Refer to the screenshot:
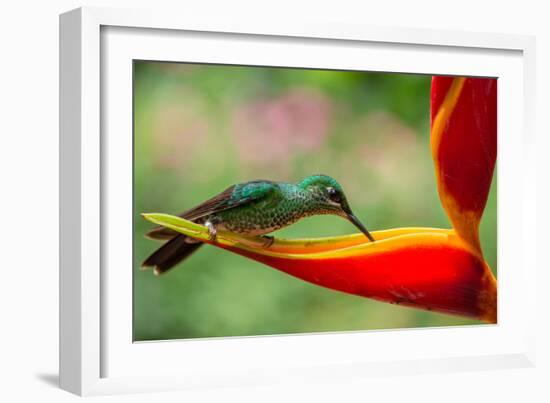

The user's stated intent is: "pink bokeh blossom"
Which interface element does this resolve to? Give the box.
[231,88,332,168]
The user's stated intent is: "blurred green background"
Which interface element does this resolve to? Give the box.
[133,61,497,341]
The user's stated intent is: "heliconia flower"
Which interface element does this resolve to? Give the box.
[143,76,498,323]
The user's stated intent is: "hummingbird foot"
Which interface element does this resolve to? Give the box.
[205,220,218,242]
[261,235,275,248]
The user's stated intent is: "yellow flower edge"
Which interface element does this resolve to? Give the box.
[142,213,477,260]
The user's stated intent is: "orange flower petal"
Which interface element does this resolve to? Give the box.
[227,234,496,322]
[431,76,497,253]
[142,214,497,322]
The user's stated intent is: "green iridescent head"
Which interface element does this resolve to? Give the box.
[298,174,375,242]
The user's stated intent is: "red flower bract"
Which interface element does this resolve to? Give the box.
[431,76,497,253]
[223,232,494,320]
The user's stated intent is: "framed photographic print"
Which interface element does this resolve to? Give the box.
[60,7,536,396]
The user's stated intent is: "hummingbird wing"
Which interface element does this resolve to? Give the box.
[142,180,280,274]
[145,180,279,240]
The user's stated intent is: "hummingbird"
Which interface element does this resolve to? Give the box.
[142,174,375,275]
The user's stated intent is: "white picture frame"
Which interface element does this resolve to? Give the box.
[59,6,537,396]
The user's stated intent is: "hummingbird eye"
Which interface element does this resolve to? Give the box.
[326,187,342,203]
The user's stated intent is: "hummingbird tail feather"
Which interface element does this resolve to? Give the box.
[141,235,203,275]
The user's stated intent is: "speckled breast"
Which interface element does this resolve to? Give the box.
[214,194,322,236]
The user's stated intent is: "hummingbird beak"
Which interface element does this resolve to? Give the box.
[345,211,375,242]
